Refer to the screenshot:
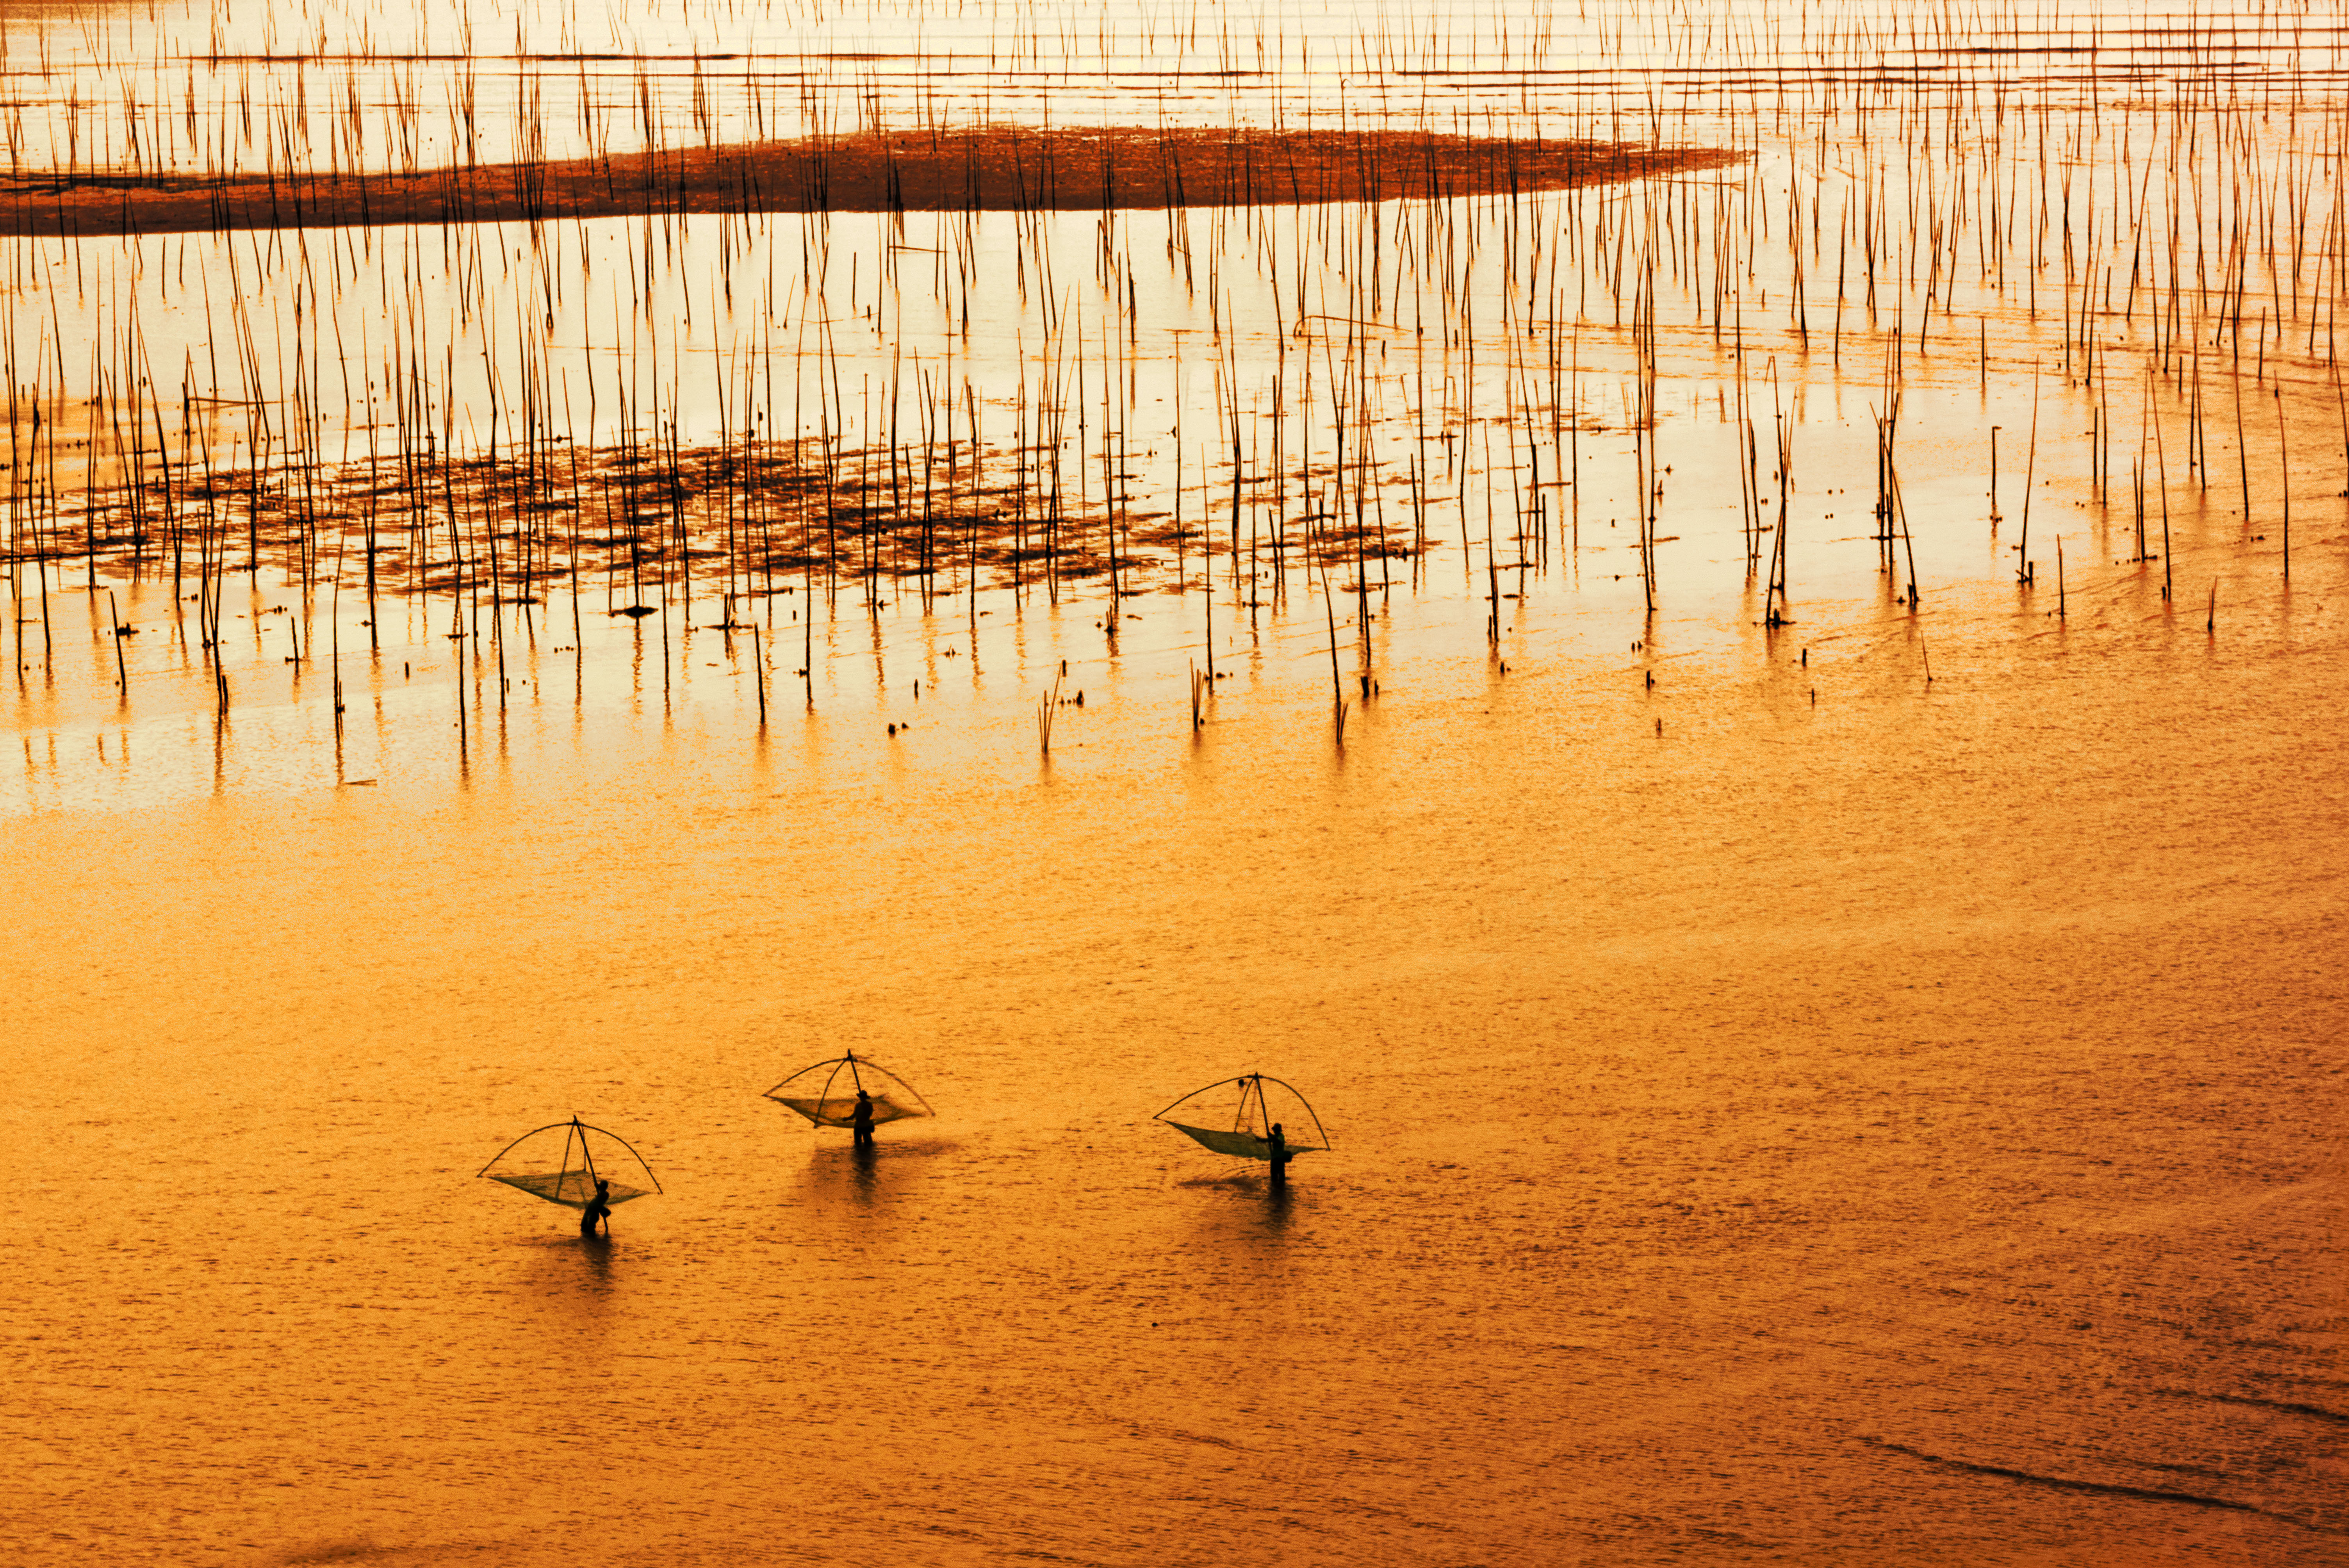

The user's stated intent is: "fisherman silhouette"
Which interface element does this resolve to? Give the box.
[1266,1122,1290,1187]
[580,1178,613,1237]
[851,1089,877,1147]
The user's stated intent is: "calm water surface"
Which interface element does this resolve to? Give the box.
[9,571,2344,1564]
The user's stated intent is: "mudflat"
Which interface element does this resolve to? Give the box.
[0,125,1737,235]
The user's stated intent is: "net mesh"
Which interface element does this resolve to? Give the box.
[766,1092,927,1129]
[1155,1075,1328,1161]
[487,1171,654,1210]
[763,1055,934,1129]
[1162,1122,1319,1162]
[478,1119,661,1211]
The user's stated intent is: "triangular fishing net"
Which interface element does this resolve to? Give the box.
[1154,1074,1330,1162]
[478,1118,662,1210]
[762,1052,934,1130]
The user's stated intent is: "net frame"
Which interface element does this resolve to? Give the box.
[1153,1073,1330,1162]
[477,1117,663,1210]
[761,1051,935,1130]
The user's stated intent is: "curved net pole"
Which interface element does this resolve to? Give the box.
[814,1059,850,1123]
[476,1118,661,1191]
[1253,1075,1332,1149]
[581,1121,663,1193]
[1150,1076,1239,1123]
[476,1118,588,1177]
[765,1057,846,1098]
[868,1061,934,1117]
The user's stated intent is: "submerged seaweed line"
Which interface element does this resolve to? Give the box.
[1857,1436,2342,1534]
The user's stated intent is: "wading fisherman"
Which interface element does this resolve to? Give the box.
[580,1178,613,1238]
[1266,1123,1290,1187]
[851,1089,877,1148]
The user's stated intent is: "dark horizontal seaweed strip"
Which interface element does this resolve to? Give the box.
[2153,1390,2349,1426]
[0,126,1738,238]
[1857,1438,2341,1532]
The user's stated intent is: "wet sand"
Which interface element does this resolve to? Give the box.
[0,126,1736,237]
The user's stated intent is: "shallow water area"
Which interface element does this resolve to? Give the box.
[10,561,2346,1565]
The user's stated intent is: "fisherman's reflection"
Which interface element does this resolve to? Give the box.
[1262,1175,1294,1236]
[850,1138,879,1203]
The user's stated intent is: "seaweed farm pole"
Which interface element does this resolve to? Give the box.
[106,590,126,691]
[963,381,981,644]
[448,440,468,763]
[803,412,816,713]
[563,385,586,658]
[209,468,228,714]
[1204,425,1216,685]
[1890,442,1922,606]
[485,405,509,709]
[2018,366,2039,584]
[2277,386,2291,581]
[1173,357,1186,604]
[1989,424,2002,524]
[2234,343,2252,525]
[1338,346,1374,697]
[1483,426,1504,641]
[753,614,767,728]
[1765,414,1792,626]
[29,396,51,672]
[2336,358,2349,536]
[328,522,347,743]
[1635,268,1658,615]
[362,362,382,652]
[1317,552,1347,743]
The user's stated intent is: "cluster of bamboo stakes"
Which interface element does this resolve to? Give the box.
[3,0,2346,762]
